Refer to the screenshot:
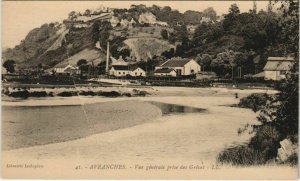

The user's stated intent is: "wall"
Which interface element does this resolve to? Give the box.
[184,60,201,75]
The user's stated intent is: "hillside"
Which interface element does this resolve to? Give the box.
[124,38,175,61]
[54,48,105,68]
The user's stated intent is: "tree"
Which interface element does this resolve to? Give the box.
[77,59,87,67]
[161,29,168,40]
[203,7,217,21]
[68,11,77,20]
[83,9,91,16]
[229,3,240,15]
[3,60,16,73]
[196,54,212,71]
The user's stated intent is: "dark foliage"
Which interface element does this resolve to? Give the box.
[238,93,272,112]
[57,91,78,97]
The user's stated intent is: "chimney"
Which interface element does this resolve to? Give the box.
[106,41,109,73]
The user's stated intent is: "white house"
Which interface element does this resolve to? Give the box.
[155,57,201,76]
[110,16,120,27]
[263,57,295,81]
[154,68,177,77]
[131,67,146,77]
[109,65,146,77]
[53,64,79,75]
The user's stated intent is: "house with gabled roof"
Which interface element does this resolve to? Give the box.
[154,68,177,77]
[263,56,295,81]
[109,65,146,77]
[155,57,201,76]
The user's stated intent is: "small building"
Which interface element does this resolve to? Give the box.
[109,65,146,77]
[110,16,120,27]
[131,67,146,77]
[155,57,201,76]
[154,68,177,77]
[53,64,78,75]
[263,57,295,81]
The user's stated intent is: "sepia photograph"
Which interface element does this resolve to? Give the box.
[1,0,299,179]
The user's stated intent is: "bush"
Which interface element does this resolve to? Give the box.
[97,91,121,97]
[57,91,78,97]
[8,90,30,99]
[79,91,95,96]
[48,92,54,97]
[29,91,48,97]
[122,92,132,97]
[217,145,267,165]
[238,93,271,112]
[218,124,281,165]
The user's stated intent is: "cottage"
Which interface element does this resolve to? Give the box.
[53,64,78,75]
[109,65,146,77]
[263,57,295,81]
[131,67,146,77]
[154,68,177,77]
[155,57,201,76]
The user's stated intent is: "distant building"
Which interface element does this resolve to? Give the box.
[155,57,201,76]
[111,56,129,66]
[200,17,212,24]
[187,25,197,34]
[110,16,120,27]
[109,65,146,77]
[53,64,79,75]
[263,57,295,81]
[154,68,177,77]
[131,67,146,77]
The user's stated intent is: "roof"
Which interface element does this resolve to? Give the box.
[263,61,294,71]
[131,67,145,72]
[160,58,193,67]
[267,57,295,61]
[252,71,265,78]
[154,68,175,73]
[111,65,130,71]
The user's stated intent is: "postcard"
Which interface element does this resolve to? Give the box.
[1,0,298,179]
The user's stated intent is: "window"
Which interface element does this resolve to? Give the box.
[135,72,137,75]
[119,72,120,74]
[140,73,142,76]
[123,72,125,74]
[191,69,194,74]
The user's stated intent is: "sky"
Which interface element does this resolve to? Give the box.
[2,1,270,48]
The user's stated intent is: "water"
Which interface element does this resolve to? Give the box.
[148,101,206,115]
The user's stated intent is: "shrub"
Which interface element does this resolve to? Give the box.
[79,91,95,96]
[97,91,121,97]
[57,91,78,97]
[218,124,281,165]
[29,91,48,97]
[217,145,267,165]
[238,93,271,112]
[8,90,30,99]
[48,92,54,97]
[122,92,132,97]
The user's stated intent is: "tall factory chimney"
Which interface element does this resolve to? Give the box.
[106,41,110,73]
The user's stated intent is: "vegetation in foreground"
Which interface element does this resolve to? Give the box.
[218,0,298,166]
[2,88,148,99]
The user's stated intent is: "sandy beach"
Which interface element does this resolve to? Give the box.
[2,86,296,179]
